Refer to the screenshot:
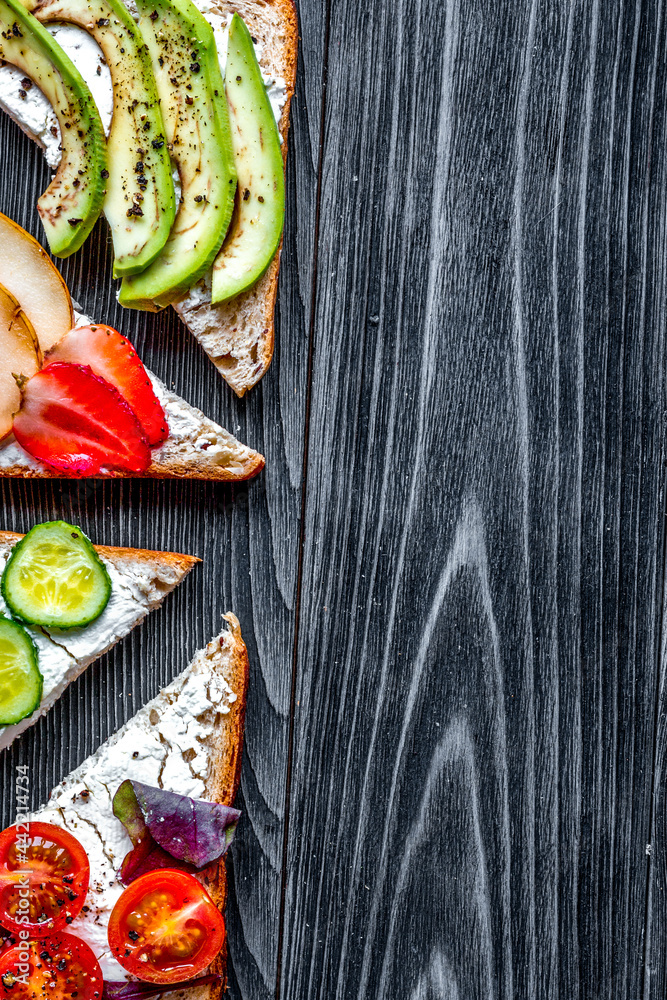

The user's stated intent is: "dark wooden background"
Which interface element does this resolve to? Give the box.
[3,0,667,995]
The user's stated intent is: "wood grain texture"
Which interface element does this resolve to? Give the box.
[281,1,667,999]
[3,0,667,998]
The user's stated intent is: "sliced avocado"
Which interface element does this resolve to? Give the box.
[118,0,236,310]
[210,13,284,304]
[25,0,176,276]
[0,0,106,256]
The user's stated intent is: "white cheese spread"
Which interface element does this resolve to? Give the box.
[32,638,237,978]
[0,23,112,168]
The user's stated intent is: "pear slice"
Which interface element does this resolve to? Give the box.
[0,213,74,353]
[0,283,42,442]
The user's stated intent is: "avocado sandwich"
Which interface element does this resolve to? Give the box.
[0,0,297,396]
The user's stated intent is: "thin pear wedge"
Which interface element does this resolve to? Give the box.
[0,283,41,441]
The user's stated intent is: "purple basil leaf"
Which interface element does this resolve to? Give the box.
[119,837,196,884]
[113,780,241,872]
[103,975,220,1000]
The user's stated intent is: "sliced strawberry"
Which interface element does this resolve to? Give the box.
[46,325,168,447]
[13,362,152,476]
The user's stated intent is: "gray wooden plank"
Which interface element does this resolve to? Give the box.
[0,0,325,989]
[281,0,667,998]
[642,2,667,964]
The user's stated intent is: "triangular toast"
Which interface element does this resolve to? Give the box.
[0,530,199,750]
[0,371,264,481]
[32,618,248,990]
[0,0,297,398]
[174,0,298,397]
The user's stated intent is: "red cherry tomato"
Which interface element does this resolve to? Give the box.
[0,823,90,936]
[107,870,225,984]
[0,932,102,1000]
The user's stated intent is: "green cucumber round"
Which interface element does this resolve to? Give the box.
[1,521,112,630]
[0,616,43,725]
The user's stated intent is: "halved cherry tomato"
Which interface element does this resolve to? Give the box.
[0,823,89,936]
[107,869,225,984]
[0,932,102,1000]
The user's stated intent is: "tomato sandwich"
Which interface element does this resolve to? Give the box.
[0,617,248,998]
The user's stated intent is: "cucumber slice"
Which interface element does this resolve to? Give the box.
[0,616,43,725]
[1,521,112,630]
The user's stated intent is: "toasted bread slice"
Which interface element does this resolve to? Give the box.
[32,617,248,992]
[0,530,199,751]
[0,0,297,397]
[0,370,264,481]
[174,0,298,396]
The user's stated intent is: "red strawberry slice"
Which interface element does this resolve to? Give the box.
[46,325,168,447]
[13,362,152,476]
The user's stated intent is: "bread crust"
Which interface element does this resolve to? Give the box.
[199,613,249,996]
[0,530,201,575]
[0,451,265,482]
[174,0,298,397]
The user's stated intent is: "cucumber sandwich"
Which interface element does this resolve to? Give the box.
[0,521,198,747]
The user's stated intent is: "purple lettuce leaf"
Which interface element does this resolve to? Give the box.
[112,780,240,884]
[103,975,220,999]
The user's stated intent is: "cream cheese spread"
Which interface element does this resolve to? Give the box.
[32,640,237,978]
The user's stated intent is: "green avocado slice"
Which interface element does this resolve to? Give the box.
[0,0,107,256]
[210,12,284,304]
[118,0,236,310]
[25,0,176,276]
